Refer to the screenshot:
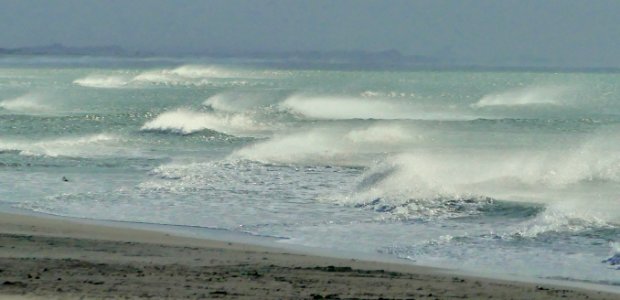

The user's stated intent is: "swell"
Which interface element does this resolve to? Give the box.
[0,93,51,114]
[471,85,572,108]
[140,108,276,137]
[279,94,478,120]
[0,133,121,158]
[73,64,282,89]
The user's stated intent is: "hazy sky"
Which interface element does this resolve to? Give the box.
[2,0,620,66]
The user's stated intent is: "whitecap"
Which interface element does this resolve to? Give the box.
[140,108,273,136]
[231,123,419,166]
[471,85,571,108]
[73,75,131,88]
[279,94,474,120]
[0,93,50,114]
[0,133,120,158]
[203,91,278,113]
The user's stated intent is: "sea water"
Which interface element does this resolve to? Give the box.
[1,57,619,286]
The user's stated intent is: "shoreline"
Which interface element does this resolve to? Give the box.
[1,210,618,299]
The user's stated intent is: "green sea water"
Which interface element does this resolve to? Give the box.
[1,57,619,287]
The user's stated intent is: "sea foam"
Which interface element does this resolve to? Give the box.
[472,85,571,108]
[231,124,418,165]
[73,75,130,88]
[0,134,119,158]
[141,108,272,136]
[75,65,259,89]
[280,95,408,120]
[333,138,620,224]
[204,91,278,113]
[0,93,50,113]
[280,95,475,120]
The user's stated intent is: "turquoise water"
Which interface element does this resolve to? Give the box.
[1,57,619,286]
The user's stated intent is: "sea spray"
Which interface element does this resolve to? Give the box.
[0,93,50,114]
[0,133,120,157]
[75,65,265,88]
[204,90,281,113]
[3,64,620,287]
[471,85,573,108]
[73,75,130,88]
[280,94,478,120]
[280,95,410,120]
[231,123,419,165]
[141,108,273,136]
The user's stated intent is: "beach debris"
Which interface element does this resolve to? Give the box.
[602,253,620,266]
[2,281,27,288]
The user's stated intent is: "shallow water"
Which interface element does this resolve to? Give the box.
[1,58,619,286]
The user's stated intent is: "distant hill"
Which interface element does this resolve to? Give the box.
[0,44,443,69]
[0,43,139,56]
[1,43,617,73]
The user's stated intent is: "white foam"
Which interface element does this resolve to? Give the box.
[330,138,620,223]
[129,64,262,87]
[472,85,571,108]
[168,65,236,79]
[505,188,620,237]
[345,124,412,144]
[140,108,272,136]
[0,133,119,157]
[73,75,130,88]
[231,124,418,165]
[74,67,235,89]
[360,90,415,98]
[514,204,610,238]
[131,70,184,85]
[280,95,474,120]
[280,95,409,120]
[203,91,277,113]
[73,65,283,89]
[0,93,50,113]
[611,241,620,254]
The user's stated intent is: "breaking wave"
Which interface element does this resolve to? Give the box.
[163,65,238,79]
[73,75,130,88]
[140,108,274,136]
[0,133,120,157]
[0,93,50,114]
[472,85,572,108]
[280,95,410,120]
[231,124,420,165]
[326,139,620,226]
[280,95,474,120]
[74,65,281,89]
[511,204,612,238]
[203,91,279,113]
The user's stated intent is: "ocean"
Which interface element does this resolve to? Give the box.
[1,57,619,287]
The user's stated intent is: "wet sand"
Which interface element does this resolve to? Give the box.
[0,211,618,299]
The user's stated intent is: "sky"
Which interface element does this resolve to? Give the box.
[1,0,620,67]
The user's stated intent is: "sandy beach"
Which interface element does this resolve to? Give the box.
[0,211,617,299]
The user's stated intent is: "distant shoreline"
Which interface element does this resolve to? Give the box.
[1,49,620,74]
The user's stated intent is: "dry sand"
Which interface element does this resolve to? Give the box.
[0,211,618,299]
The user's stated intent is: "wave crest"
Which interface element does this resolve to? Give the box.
[472,85,571,108]
[0,133,119,157]
[231,124,419,165]
[141,108,273,136]
[280,95,407,120]
[73,75,130,88]
[279,95,474,120]
[74,65,264,89]
[0,94,50,114]
[204,91,278,113]
[167,65,237,79]
[327,144,620,224]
